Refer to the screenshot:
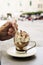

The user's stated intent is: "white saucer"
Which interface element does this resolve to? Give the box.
[7,46,36,58]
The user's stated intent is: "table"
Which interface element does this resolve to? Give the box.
[0,47,43,65]
[0,51,1,65]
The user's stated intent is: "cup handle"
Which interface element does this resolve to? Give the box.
[24,41,36,52]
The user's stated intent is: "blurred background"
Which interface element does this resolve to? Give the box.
[0,0,43,19]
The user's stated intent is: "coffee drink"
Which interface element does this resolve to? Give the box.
[14,30,30,50]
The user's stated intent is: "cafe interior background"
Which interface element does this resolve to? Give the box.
[0,0,43,51]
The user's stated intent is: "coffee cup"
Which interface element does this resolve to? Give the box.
[14,30,30,53]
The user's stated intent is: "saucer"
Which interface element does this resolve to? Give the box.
[7,46,36,58]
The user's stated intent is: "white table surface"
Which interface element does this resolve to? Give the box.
[0,47,43,65]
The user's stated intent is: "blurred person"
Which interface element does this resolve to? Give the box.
[0,20,18,41]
